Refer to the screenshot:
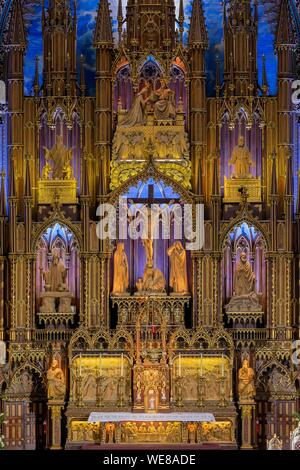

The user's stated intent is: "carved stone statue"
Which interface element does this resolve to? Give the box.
[151,80,176,121]
[167,241,188,293]
[226,252,261,312]
[47,359,66,400]
[43,251,68,292]
[238,359,255,400]
[142,266,166,293]
[112,243,129,294]
[122,82,152,127]
[234,252,255,297]
[42,161,52,180]
[229,135,254,179]
[43,136,74,180]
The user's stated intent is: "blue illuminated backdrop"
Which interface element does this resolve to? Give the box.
[19,0,279,97]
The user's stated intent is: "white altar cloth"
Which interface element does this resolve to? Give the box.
[88,412,215,423]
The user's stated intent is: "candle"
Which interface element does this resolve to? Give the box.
[79,353,82,377]
[99,354,102,376]
[200,353,203,377]
[121,353,124,377]
[221,354,225,377]
[178,353,182,377]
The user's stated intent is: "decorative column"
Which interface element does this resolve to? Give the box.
[239,402,255,450]
[48,403,64,450]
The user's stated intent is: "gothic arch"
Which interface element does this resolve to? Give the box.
[219,215,270,253]
[108,161,193,205]
[169,328,191,350]
[69,329,93,353]
[32,216,82,253]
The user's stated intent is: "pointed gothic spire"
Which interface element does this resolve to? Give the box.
[178,0,185,44]
[189,0,208,48]
[34,56,40,97]
[276,0,298,48]
[223,0,228,29]
[215,55,221,97]
[24,156,32,198]
[8,0,26,48]
[80,55,86,96]
[271,150,278,196]
[0,171,6,217]
[94,0,113,47]
[262,55,268,95]
[117,0,123,43]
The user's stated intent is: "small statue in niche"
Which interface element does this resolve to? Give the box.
[226,251,262,312]
[238,359,255,401]
[47,358,66,401]
[122,82,152,127]
[229,135,254,179]
[151,79,176,121]
[167,241,188,294]
[43,250,68,292]
[112,242,129,294]
[234,252,256,297]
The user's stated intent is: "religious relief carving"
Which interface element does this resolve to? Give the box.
[238,359,255,401]
[42,136,74,181]
[225,252,262,314]
[120,421,181,444]
[112,243,129,295]
[140,266,166,293]
[200,421,233,443]
[167,242,188,294]
[47,358,66,401]
[229,136,254,179]
[38,136,77,204]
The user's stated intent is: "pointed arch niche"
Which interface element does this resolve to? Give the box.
[222,221,267,312]
[114,55,187,114]
[111,177,191,295]
[35,222,80,313]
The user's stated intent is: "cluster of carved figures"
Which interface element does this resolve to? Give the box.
[69,420,233,445]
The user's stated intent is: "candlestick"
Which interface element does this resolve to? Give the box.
[121,353,124,377]
[200,353,203,377]
[178,353,182,377]
[79,353,82,377]
[99,353,102,376]
[221,353,225,377]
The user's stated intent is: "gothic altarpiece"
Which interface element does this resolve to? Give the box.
[0,0,299,450]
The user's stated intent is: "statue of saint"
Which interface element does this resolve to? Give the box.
[112,243,129,294]
[142,266,166,293]
[234,252,256,297]
[42,160,52,180]
[43,136,74,180]
[238,359,255,400]
[122,82,152,127]
[151,80,176,121]
[167,241,188,293]
[229,135,254,179]
[43,251,68,292]
[47,359,66,400]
